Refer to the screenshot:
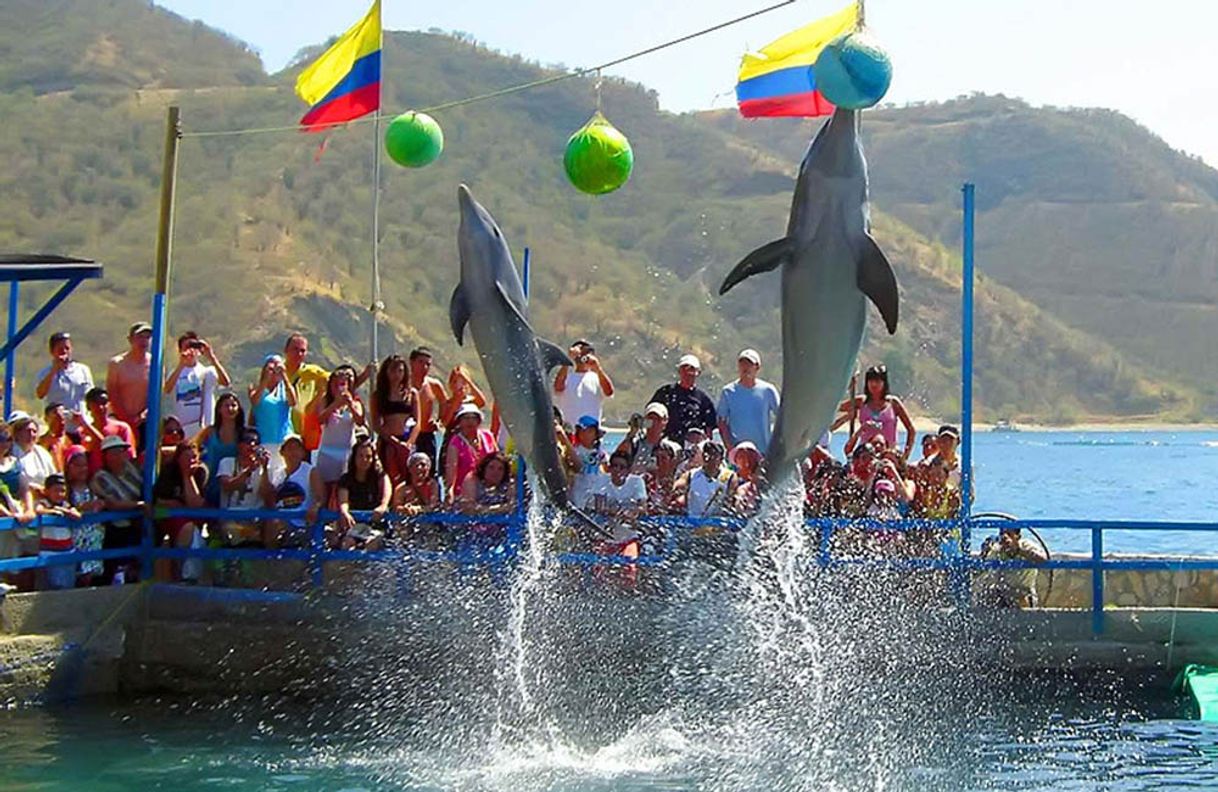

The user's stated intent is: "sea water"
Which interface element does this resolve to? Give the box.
[2,430,1216,790]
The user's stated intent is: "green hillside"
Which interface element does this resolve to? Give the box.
[0,0,1194,423]
[702,95,1218,413]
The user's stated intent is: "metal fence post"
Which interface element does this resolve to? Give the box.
[4,282,17,419]
[1091,527,1105,635]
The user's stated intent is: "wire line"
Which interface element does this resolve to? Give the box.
[180,0,795,139]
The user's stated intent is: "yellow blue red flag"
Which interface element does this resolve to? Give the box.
[295,1,382,131]
[736,2,858,118]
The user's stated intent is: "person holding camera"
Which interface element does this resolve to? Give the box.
[34,331,93,432]
[615,402,668,474]
[216,427,274,547]
[163,331,231,439]
[553,339,614,426]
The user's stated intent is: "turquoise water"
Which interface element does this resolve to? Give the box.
[2,430,1216,790]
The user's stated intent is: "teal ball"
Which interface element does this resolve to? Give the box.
[815,31,892,110]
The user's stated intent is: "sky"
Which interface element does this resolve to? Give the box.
[158,0,1218,165]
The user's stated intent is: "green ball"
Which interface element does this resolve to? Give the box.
[384,111,444,168]
[564,112,633,195]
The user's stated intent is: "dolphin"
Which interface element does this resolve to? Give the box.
[719,108,898,484]
[450,184,602,532]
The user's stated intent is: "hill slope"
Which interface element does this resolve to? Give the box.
[702,95,1218,412]
[0,1,1191,423]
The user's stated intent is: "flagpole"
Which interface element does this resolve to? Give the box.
[369,4,384,386]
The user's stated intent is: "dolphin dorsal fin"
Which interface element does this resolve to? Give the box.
[856,233,899,334]
[536,338,573,372]
[719,237,795,295]
[450,284,471,345]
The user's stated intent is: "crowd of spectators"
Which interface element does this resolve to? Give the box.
[1,328,976,591]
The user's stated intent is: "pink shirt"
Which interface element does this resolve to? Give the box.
[450,429,497,493]
[856,399,898,448]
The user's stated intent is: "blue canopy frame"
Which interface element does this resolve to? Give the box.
[0,254,103,418]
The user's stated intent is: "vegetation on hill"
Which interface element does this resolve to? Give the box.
[0,1,1199,423]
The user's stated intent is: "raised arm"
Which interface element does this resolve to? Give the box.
[891,396,917,460]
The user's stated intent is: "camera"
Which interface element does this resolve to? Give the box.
[188,340,205,351]
[628,413,644,432]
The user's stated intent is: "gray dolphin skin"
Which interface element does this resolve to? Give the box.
[719,107,899,484]
[449,184,585,517]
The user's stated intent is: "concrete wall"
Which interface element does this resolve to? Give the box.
[4,567,1218,706]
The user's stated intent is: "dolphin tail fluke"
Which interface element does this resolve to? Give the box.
[536,338,574,372]
[856,233,899,334]
[719,237,795,295]
[450,284,471,345]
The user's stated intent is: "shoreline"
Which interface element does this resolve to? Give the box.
[912,418,1218,434]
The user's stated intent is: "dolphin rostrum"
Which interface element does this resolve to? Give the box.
[450,184,602,532]
[720,108,898,484]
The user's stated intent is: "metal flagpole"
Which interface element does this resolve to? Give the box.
[369,2,384,385]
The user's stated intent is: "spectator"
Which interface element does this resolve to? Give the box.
[90,435,144,584]
[393,451,442,549]
[867,478,903,521]
[195,392,244,507]
[311,365,367,493]
[0,419,35,529]
[283,333,328,447]
[565,415,608,510]
[678,426,709,476]
[216,428,272,548]
[265,434,323,550]
[840,444,877,518]
[9,411,56,493]
[912,457,961,520]
[80,387,136,474]
[440,364,488,427]
[373,354,420,486]
[981,527,1049,607]
[675,440,737,518]
[152,442,208,582]
[934,425,964,488]
[164,332,231,439]
[444,404,497,503]
[159,415,187,467]
[63,445,104,586]
[717,349,780,454]
[835,364,916,461]
[38,403,71,471]
[728,441,764,516]
[334,438,392,551]
[805,459,847,518]
[553,339,614,425]
[34,331,92,432]
[589,449,646,564]
[644,439,683,515]
[34,472,80,590]
[407,347,448,471]
[648,354,717,443]
[616,402,668,474]
[249,354,297,479]
[918,433,938,464]
[458,452,516,544]
[106,322,152,442]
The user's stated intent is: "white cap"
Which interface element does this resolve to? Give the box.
[676,354,701,371]
[454,403,483,422]
[729,440,762,466]
[6,410,36,430]
[644,402,668,419]
[738,348,761,366]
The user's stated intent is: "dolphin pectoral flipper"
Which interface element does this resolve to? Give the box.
[536,338,573,372]
[856,234,899,334]
[493,280,534,331]
[450,284,471,345]
[719,237,795,295]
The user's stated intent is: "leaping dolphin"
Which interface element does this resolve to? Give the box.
[720,108,899,484]
[450,184,601,531]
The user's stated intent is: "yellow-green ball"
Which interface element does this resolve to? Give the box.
[564,112,633,195]
[384,111,444,168]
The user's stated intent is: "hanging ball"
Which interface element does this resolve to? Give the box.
[564,112,634,195]
[384,111,444,168]
[814,31,892,110]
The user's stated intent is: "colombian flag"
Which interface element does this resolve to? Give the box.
[296,1,382,131]
[735,2,858,119]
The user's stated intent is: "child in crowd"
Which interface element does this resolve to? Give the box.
[35,473,81,590]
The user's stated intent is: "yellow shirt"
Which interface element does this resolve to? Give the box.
[289,363,329,432]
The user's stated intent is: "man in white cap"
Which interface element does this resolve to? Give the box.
[647,353,717,443]
[717,348,780,454]
[8,411,56,494]
[614,401,668,474]
[553,339,614,425]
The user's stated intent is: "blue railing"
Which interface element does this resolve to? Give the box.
[5,508,1218,634]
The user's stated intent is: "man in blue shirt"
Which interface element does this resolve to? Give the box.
[716,348,780,455]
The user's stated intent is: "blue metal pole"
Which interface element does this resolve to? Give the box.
[513,246,531,557]
[140,292,167,581]
[522,246,531,299]
[960,183,975,529]
[4,282,16,419]
[1091,527,1105,635]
